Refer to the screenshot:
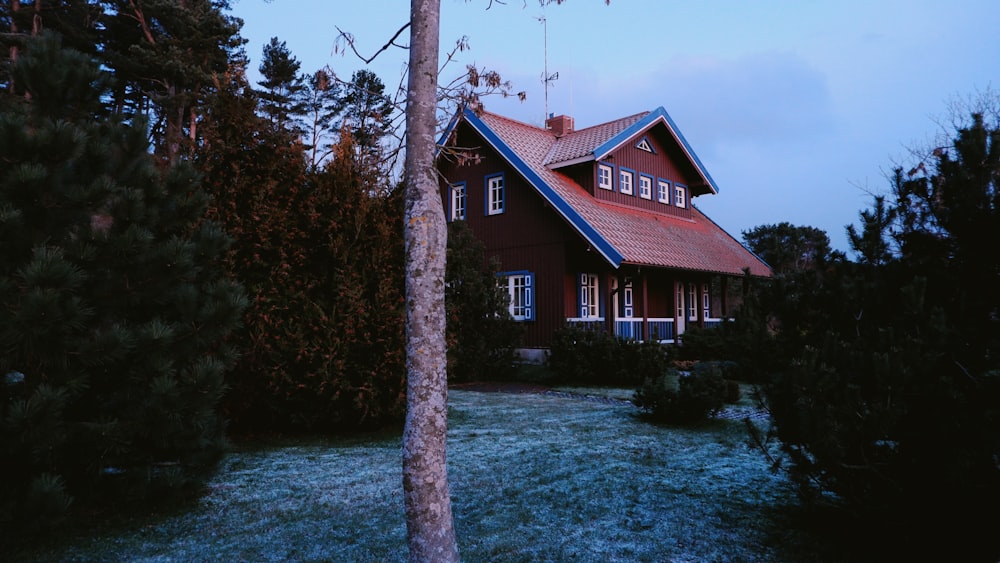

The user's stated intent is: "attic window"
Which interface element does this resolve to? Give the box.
[635,137,654,153]
[597,164,613,190]
[639,175,653,200]
[657,179,671,203]
[619,169,634,196]
[674,183,687,208]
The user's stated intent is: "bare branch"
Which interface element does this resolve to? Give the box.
[334,23,410,64]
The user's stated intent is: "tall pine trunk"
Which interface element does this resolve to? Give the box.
[401,0,459,561]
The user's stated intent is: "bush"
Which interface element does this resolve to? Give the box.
[547,326,669,386]
[633,367,727,424]
[445,221,523,382]
[723,379,743,404]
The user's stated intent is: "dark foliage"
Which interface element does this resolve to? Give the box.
[198,75,406,434]
[547,325,670,387]
[444,221,522,382]
[633,367,727,425]
[0,34,246,532]
[750,110,1000,559]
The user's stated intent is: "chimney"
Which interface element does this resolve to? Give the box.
[545,113,574,137]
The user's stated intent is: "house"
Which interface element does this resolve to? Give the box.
[436,105,771,362]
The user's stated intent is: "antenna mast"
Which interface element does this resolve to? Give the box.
[538,15,558,121]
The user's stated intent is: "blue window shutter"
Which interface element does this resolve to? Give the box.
[579,273,587,317]
[524,273,534,320]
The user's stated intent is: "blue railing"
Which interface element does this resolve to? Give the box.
[646,319,675,343]
[614,319,644,340]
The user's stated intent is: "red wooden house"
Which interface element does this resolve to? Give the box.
[437,105,771,361]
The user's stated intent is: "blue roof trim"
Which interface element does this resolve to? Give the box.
[593,107,720,194]
[435,111,463,157]
[462,108,624,267]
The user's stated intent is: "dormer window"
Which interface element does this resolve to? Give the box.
[674,184,687,208]
[619,169,634,196]
[657,179,671,204]
[639,175,653,200]
[597,163,613,190]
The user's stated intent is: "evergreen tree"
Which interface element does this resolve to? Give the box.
[341,69,394,177]
[445,220,521,382]
[0,33,246,532]
[756,108,1000,560]
[198,71,405,433]
[100,0,245,163]
[255,36,308,135]
[304,68,344,170]
[742,222,841,274]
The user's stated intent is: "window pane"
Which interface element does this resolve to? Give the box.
[488,175,504,215]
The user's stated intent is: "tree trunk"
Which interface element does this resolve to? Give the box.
[402,0,458,562]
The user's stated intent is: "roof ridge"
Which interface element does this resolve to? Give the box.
[478,109,549,132]
[564,110,650,136]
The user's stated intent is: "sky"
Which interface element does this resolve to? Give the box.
[229,0,1000,254]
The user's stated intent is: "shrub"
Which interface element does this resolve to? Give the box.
[633,367,727,424]
[445,221,523,382]
[723,379,743,404]
[547,326,669,386]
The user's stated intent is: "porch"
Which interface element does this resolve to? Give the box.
[564,317,727,344]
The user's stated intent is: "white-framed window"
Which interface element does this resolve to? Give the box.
[486,173,504,215]
[674,184,687,208]
[702,283,710,319]
[676,283,684,319]
[687,282,697,321]
[597,163,613,190]
[619,169,634,195]
[449,182,466,221]
[579,273,600,318]
[639,175,652,200]
[622,281,634,318]
[500,271,534,321]
[657,179,671,204]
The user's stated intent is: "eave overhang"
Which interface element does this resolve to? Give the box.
[592,106,719,195]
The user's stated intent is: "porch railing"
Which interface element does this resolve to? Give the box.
[565,317,675,343]
[645,318,675,343]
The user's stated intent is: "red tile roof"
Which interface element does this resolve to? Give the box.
[544,112,648,165]
[471,110,771,278]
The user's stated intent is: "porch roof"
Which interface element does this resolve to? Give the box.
[444,107,771,277]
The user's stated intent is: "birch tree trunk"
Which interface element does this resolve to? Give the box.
[402,0,459,561]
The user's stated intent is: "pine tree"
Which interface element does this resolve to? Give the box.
[255,36,308,135]
[757,107,1000,560]
[304,68,344,170]
[100,0,245,163]
[0,33,246,531]
[341,69,394,179]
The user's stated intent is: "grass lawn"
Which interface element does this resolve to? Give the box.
[9,387,871,562]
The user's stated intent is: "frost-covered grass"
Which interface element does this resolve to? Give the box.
[11,389,864,562]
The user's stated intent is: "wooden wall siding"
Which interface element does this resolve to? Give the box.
[586,127,701,217]
[439,121,587,348]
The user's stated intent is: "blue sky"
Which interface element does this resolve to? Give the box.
[230,0,999,253]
